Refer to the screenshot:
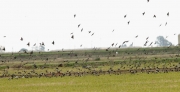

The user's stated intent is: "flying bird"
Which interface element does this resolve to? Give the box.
[81,28,83,32]
[159,24,162,27]
[167,12,169,16]
[146,37,149,40]
[124,15,127,18]
[74,14,76,18]
[128,21,130,25]
[112,43,114,47]
[20,37,23,41]
[88,31,91,33]
[78,24,81,28]
[52,41,55,45]
[165,22,167,26]
[27,42,30,46]
[135,35,138,38]
[142,12,145,15]
[112,30,114,32]
[3,36,6,37]
[147,0,149,2]
[42,42,45,46]
[33,43,36,46]
[71,35,74,39]
[2,47,5,51]
[153,15,156,18]
[91,33,94,36]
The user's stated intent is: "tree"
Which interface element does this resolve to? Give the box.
[155,36,172,47]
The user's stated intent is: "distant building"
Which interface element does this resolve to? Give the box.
[179,34,180,46]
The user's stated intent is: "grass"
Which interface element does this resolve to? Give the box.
[0,72,180,92]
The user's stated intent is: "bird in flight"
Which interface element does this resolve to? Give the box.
[52,41,55,45]
[124,15,127,18]
[167,12,169,16]
[2,47,5,51]
[81,28,83,32]
[165,22,167,26]
[3,36,6,37]
[71,35,74,39]
[91,33,94,36]
[74,14,76,18]
[88,31,91,33]
[147,0,149,2]
[153,15,156,18]
[135,35,138,38]
[33,43,36,46]
[112,30,114,32]
[142,12,145,15]
[146,37,149,40]
[78,24,81,28]
[128,21,130,25]
[20,37,23,41]
[42,42,45,46]
[27,42,30,46]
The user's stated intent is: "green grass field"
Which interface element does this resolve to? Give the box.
[0,72,180,92]
[1,46,180,92]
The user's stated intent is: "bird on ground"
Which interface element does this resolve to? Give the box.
[20,37,23,41]
[142,12,145,15]
[52,41,55,45]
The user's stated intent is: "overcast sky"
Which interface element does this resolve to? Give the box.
[0,0,180,52]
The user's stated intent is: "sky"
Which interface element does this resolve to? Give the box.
[0,0,180,52]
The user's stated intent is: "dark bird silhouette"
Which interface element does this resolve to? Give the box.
[71,35,74,39]
[135,35,138,38]
[33,43,36,46]
[88,31,91,33]
[167,12,169,16]
[123,41,129,44]
[81,28,83,32]
[147,0,149,2]
[3,36,6,37]
[159,24,162,27]
[27,42,30,46]
[142,12,145,15]
[42,42,45,46]
[91,33,94,36]
[149,42,153,46]
[153,15,156,18]
[112,43,114,47]
[80,45,82,47]
[119,45,121,48]
[2,47,5,51]
[146,37,149,40]
[78,24,81,28]
[124,15,127,18]
[52,41,55,45]
[20,37,23,41]
[70,33,73,34]
[128,21,130,25]
[74,14,76,18]
[112,30,114,32]
[165,22,167,26]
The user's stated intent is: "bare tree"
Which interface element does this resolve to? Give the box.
[155,36,172,47]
